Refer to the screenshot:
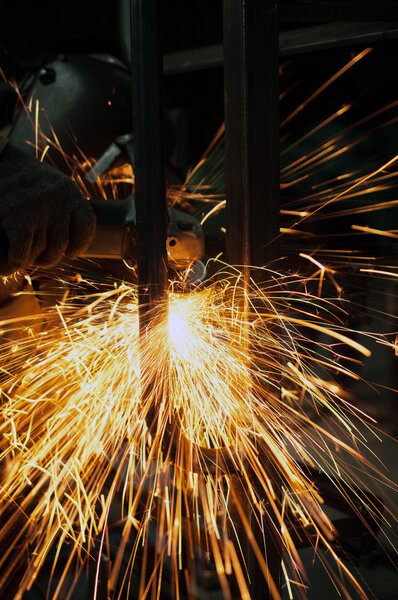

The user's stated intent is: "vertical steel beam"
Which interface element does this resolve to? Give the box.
[224,0,280,274]
[131,0,168,317]
[131,0,169,461]
[224,1,281,598]
[130,4,168,592]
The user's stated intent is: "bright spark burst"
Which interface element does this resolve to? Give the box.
[0,264,394,599]
[1,46,397,599]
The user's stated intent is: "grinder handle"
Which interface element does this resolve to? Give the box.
[83,197,136,259]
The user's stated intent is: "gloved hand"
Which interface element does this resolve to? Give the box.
[0,142,96,275]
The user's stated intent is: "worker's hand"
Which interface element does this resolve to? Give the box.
[0,143,96,275]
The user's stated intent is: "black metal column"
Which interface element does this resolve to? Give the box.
[131,0,168,316]
[131,0,169,453]
[224,0,280,274]
[130,5,168,593]
[224,1,281,598]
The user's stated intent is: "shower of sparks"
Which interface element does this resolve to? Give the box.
[1,46,398,599]
[0,265,396,599]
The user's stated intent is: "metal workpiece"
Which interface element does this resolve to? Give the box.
[279,20,398,55]
[223,2,281,597]
[131,0,170,463]
[279,1,398,23]
[224,0,280,275]
[164,21,398,75]
[131,0,168,314]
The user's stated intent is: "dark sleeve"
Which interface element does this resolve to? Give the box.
[0,135,8,156]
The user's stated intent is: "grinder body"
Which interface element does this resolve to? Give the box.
[86,196,204,271]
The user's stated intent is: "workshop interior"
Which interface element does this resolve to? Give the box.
[0,1,398,599]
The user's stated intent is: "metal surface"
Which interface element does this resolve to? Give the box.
[223,2,281,597]
[164,44,223,76]
[279,20,398,55]
[224,0,280,273]
[164,21,398,75]
[279,1,398,22]
[131,0,168,313]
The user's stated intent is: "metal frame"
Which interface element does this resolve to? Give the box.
[164,21,398,75]
[131,0,168,316]
[223,2,281,597]
[131,0,282,596]
[130,2,393,598]
[224,0,280,273]
[131,0,169,442]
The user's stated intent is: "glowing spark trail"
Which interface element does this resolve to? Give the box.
[0,266,395,599]
[1,45,397,599]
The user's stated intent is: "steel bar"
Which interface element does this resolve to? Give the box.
[278,20,398,55]
[130,5,169,594]
[131,0,169,471]
[223,2,281,598]
[164,21,398,75]
[279,1,398,23]
[224,0,280,273]
[131,0,168,316]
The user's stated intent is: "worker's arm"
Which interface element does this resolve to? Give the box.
[0,135,8,155]
[0,139,96,276]
[0,137,95,338]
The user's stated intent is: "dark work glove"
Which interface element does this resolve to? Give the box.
[0,143,96,275]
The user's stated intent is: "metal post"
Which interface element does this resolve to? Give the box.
[224,0,279,274]
[131,0,169,440]
[223,1,281,598]
[131,0,168,315]
[130,3,169,594]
